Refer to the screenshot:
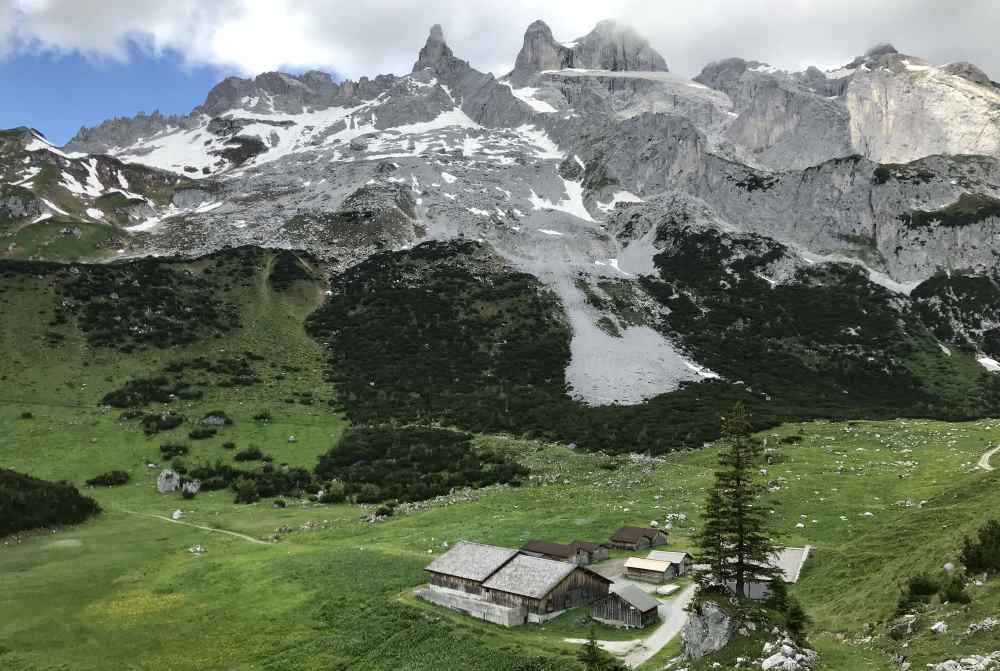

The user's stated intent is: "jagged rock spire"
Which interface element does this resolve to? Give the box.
[510,20,573,85]
[413,24,457,73]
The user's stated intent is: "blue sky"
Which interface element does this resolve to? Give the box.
[0,46,222,146]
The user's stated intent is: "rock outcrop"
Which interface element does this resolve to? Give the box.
[570,19,668,72]
[157,469,180,494]
[509,20,573,85]
[683,600,734,659]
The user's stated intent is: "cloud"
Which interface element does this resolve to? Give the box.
[2,0,999,80]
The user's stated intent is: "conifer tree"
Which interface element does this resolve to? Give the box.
[695,403,777,598]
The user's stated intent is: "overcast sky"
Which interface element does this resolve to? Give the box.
[2,0,999,143]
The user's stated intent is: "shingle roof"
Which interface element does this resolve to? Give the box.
[482,554,578,599]
[624,557,671,573]
[424,541,519,582]
[647,551,693,564]
[570,540,606,552]
[610,583,660,612]
[522,540,580,558]
[612,526,663,542]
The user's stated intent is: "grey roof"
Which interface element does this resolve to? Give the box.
[647,551,693,564]
[610,583,660,612]
[770,546,810,583]
[424,541,519,582]
[482,554,578,599]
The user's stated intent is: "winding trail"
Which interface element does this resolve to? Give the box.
[979,445,1000,472]
[565,583,696,668]
[115,508,273,546]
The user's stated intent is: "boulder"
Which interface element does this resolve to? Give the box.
[171,509,184,520]
[683,600,733,659]
[182,480,201,496]
[157,469,180,493]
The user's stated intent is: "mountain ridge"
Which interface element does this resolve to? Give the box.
[5,19,1000,408]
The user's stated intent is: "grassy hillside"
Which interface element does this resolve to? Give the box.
[2,246,1000,670]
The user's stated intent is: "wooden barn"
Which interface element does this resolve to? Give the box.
[570,540,610,563]
[610,526,669,550]
[424,541,519,594]
[592,584,660,629]
[647,550,694,576]
[521,540,590,565]
[624,556,674,583]
[481,554,612,622]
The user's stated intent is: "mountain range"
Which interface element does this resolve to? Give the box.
[3,18,1000,422]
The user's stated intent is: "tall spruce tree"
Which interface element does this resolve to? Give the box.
[696,403,778,598]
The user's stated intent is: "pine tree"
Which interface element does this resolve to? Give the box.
[578,628,627,671]
[695,403,778,598]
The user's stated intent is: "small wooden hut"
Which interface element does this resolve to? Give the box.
[592,584,660,629]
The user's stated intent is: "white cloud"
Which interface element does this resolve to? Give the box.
[1,0,999,81]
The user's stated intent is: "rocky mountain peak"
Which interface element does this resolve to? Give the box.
[510,19,573,85]
[865,42,899,58]
[412,24,457,74]
[571,18,668,72]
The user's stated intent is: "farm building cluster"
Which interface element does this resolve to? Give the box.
[417,525,810,629]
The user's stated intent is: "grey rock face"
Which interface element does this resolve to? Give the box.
[683,600,734,659]
[509,20,573,85]
[157,469,180,494]
[570,19,668,72]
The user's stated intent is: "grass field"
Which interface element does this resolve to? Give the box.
[2,250,1000,670]
[4,410,1000,669]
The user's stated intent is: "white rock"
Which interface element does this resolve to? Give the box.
[930,621,948,634]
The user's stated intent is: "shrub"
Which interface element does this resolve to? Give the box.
[141,412,184,435]
[159,443,189,459]
[222,441,236,450]
[0,469,101,536]
[253,410,272,423]
[961,519,1000,576]
[273,498,287,508]
[234,448,264,462]
[940,573,971,604]
[319,481,346,504]
[85,470,129,487]
[314,426,528,504]
[20,411,33,419]
[897,573,940,614]
[189,427,217,440]
[233,477,259,504]
[171,457,188,475]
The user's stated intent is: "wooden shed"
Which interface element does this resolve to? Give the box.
[624,556,675,583]
[482,554,612,621]
[647,550,694,576]
[592,584,660,629]
[424,541,519,594]
[610,526,669,550]
[570,540,610,563]
[521,540,590,565]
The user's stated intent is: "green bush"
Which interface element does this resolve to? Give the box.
[314,426,528,503]
[159,443,189,459]
[961,519,1000,576]
[234,448,264,462]
[896,573,940,614]
[85,470,129,487]
[234,477,259,504]
[0,469,101,536]
[319,481,346,504]
[188,427,217,440]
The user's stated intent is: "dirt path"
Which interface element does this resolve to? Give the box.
[979,445,1000,472]
[116,508,273,546]
[565,583,696,668]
